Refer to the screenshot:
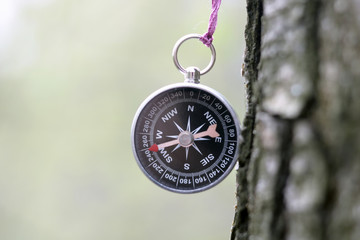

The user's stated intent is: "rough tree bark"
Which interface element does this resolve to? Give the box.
[231,0,360,240]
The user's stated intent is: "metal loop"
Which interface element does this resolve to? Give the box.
[172,34,216,76]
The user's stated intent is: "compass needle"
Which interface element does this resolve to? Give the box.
[152,124,220,152]
[149,144,159,152]
[193,124,220,139]
[157,139,180,150]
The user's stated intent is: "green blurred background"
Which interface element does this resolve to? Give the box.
[0,0,245,239]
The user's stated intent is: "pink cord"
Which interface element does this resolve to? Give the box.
[200,0,222,47]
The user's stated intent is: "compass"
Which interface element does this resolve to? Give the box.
[131,34,242,193]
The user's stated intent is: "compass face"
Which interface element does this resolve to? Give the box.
[131,83,241,193]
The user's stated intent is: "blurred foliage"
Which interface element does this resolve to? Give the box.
[0,0,246,239]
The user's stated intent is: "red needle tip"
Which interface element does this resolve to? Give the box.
[149,144,159,152]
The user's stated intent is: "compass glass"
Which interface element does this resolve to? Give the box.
[131,83,241,193]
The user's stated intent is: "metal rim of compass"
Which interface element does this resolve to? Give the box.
[131,82,242,194]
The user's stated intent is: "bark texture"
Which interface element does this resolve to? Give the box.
[231,0,360,240]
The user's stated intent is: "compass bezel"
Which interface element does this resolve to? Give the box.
[131,82,242,193]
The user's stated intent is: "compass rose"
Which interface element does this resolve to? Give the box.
[149,116,220,160]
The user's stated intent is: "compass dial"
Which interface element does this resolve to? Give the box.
[131,83,241,193]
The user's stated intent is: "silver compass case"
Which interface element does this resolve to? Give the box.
[131,82,242,193]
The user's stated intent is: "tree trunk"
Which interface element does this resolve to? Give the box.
[231,0,360,240]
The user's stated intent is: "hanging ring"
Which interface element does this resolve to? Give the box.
[172,33,216,76]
